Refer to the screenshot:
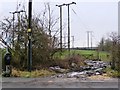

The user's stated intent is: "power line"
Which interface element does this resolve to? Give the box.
[71,7,96,48]
[70,7,89,30]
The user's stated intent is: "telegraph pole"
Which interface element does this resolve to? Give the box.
[56,4,65,52]
[28,0,32,72]
[68,5,70,54]
[9,12,15,47]
[60,6,62,52]
[17,12,20,43]
[10,10,25,47]
[64,2,76,55]
[48,4,51,38]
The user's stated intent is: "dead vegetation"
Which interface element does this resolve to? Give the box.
[52,54,87,70]
[11,68,56,78]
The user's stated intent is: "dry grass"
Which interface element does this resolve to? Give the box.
[104,67,120,78]
[54,54,86,69]
[11,68,56,78]
[88,74,111,80]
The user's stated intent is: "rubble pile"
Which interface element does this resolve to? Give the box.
[50,59,109,78]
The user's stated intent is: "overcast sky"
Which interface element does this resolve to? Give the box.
[0,0,119,48]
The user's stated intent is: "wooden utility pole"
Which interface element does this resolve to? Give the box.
[56,4,65,52]
[64,2,76,55]
[10,10,25,47]
[9,12,15,47]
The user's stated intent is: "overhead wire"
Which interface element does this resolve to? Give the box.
[70,6,90,30]
[70,6,99,47]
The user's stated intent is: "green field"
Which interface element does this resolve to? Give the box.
[54,50,110,61]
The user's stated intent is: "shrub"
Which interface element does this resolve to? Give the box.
[52,54,86,70]
[105,67,120,78]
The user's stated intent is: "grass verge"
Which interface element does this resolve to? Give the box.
[11,69,56,78]
[104,67,120,78]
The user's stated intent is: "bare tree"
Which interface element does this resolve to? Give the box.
[109,32,118,69]
[0,2,62,69]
